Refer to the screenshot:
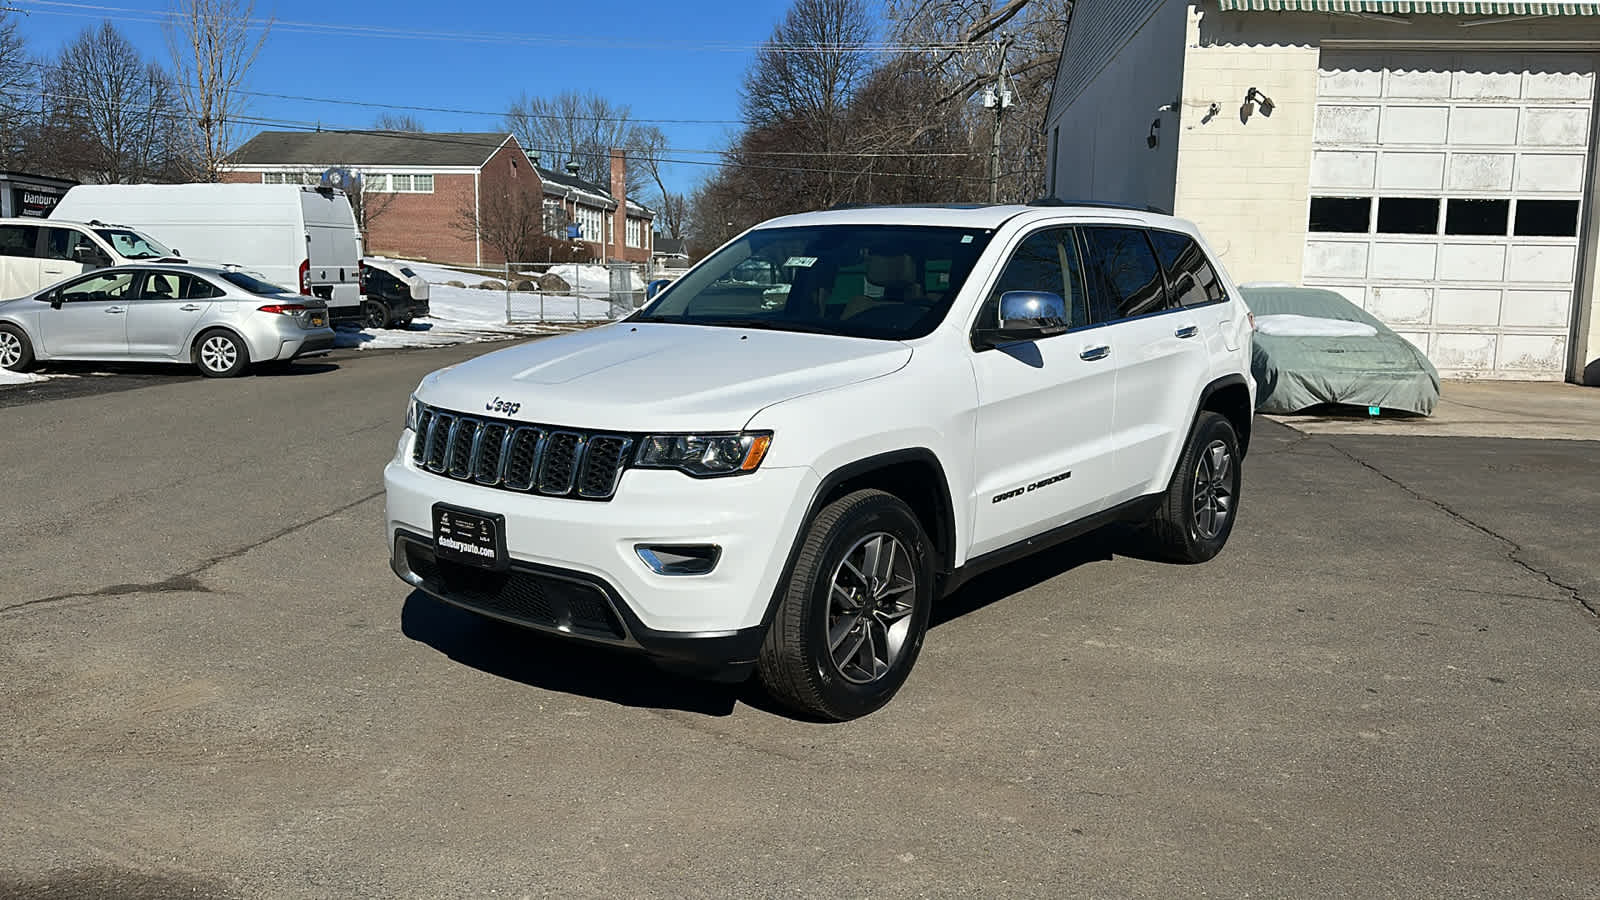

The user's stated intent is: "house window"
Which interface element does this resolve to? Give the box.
[262,172,318,185]
[364,173,434,194]
[626,218,641,248]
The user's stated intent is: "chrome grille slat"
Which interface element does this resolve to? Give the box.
[412,404,631,501]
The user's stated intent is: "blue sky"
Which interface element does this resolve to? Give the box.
[14,0,801,195]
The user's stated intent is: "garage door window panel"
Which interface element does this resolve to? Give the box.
[1376,198,1440,235]
[1513,199,1580,237]
[1445,199,1510,236]
[1309,197,1372,233]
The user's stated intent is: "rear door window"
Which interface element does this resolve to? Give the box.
[1146,229,1227,308]
[1079,226,1168,321]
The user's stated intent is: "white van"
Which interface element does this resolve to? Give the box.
[51,184,364,320]
[0,218,185,301]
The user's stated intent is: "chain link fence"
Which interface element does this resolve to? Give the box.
[501,262,649,324]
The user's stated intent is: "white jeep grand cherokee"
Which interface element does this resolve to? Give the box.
[385,203,1254,720]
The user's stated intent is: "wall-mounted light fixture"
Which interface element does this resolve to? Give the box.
[1245,87,1275,117]
[1147,117,1161,149]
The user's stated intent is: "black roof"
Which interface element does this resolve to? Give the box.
[536,166,612,198]
[654,235,687,257]
[228,131,516,168]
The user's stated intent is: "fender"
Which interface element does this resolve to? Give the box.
[755,448,957,633]
[189,324,251,360]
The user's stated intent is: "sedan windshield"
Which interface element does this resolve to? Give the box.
[94,228,176,260]
[635,225,994,340]
[220,271,292,295]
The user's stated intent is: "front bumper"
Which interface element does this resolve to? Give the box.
[384,440,818,666]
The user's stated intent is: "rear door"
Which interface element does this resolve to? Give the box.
[0,222,42,299]
[1079,226,1213,501]
[302,190,361,311]
[36,269,138,357]
[126,271,219,358]
[967,226,1118,557]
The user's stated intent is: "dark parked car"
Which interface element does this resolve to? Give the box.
[359,258,430,329]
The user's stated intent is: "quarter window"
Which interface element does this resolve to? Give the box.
[1146,230,1226,307]
[1079,226,1167,320]
[0,223,39,257]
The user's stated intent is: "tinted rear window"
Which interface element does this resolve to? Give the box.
[220,271,292,295]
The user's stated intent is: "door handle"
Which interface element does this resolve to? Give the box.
[1079,345,1111,361]
[105,306,126,314]
[179,303,202,311]
[1175,325,1200,339]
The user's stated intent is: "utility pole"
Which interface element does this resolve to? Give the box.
[985,33,1014,204]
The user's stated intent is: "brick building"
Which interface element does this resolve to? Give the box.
[221,131,654,267]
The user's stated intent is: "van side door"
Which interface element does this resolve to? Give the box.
[0,222,42,299]
[40,225,111,288]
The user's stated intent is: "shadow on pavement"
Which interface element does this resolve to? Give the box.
[400,591,742,717]
[0,867,236,900]
[933,528,1123,627]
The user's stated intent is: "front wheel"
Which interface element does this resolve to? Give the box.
[1146,411,1242,563]
[362,300,390,329]
[757,489,933,721]
[193,329,249,378]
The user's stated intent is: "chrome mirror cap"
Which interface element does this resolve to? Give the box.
[998,290,1068,330]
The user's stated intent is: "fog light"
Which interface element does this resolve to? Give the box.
[636,544,721,576]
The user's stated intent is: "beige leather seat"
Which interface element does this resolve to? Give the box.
[842,253,924,321]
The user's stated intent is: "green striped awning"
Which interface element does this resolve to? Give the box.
[1218,0,1600,13]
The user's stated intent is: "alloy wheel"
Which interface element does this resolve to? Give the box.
[826,531,917,685]
[200,335,238,373]
[0,331,20,368]
[1192,439,1234,540]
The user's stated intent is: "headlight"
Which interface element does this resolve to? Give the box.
[635,432,772,477]
[405,395,422,432]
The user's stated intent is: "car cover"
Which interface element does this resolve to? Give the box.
[1239,286,1440,416]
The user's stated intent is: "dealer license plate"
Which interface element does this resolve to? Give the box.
[432,504,506,570]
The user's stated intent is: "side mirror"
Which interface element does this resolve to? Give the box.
[48,293,63,309]
[978,291,1069,347]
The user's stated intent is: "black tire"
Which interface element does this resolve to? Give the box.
[0,323,34,372]
[362,300,390,329]
[757,489,934,721]
[192,328,250,378]
[1147,411,1242,563]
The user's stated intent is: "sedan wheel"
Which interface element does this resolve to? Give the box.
[0,326,29,370]
[194,330,249,378]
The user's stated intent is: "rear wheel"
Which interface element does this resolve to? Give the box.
[1146,411,1242,563]
[757,489,933,721]
[193,329,249,378]
[362,300,390,329]
[0,324,33,371]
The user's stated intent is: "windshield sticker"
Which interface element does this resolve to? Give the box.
[960,235,973,243]
[783,256,818,268]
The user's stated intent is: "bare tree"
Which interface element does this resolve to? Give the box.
[502,90,649,186]
[373,111,424,132]
[657,192,688,240]
[455,189,544,264]
[345,173,397,245]
[167,0,271,181]
[0,12,32,168]
[41,22,184,183]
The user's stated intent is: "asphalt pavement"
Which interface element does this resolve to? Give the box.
[1,343,1596,898]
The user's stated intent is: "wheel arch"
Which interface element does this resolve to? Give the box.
[1197,373,1253,457]
[189,324,252,359]
[757,448,957,631]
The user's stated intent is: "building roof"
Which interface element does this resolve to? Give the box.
[227,131,516,168]
[654,235,688,257]
[1217,0,1600,11]
[538,165,655,218]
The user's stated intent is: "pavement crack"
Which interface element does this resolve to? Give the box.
[1325,442,1597,620]
[1,489,385,616]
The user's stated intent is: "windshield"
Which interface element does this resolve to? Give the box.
[220,271,292,295]
[635,225,994,339]
[94,228,175,260]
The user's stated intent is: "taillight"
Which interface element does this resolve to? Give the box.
[298,258,310,295]
[358,259,367,295]
[258,304,308,315]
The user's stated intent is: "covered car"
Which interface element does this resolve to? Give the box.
[1239,285,1440,416]
[358,257,430,329]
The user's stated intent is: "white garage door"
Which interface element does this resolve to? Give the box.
[1304,50,1593,379]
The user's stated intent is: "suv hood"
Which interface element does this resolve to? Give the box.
[417,322,913,432]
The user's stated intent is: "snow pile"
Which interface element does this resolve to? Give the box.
[544,263,645,296]
[0,369,50,386]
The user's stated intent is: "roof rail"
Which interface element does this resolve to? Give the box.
[1027,197,1172,215]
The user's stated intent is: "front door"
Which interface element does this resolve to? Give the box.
[36,270,138,357]
[38,226,106,289]
[127,271,216,358]
[968,226,1118,558]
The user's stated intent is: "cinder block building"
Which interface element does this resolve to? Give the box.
[1045,0,1600,383]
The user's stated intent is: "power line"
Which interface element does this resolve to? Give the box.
[16,1,990,54]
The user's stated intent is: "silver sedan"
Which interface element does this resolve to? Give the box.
[0,264,336,378]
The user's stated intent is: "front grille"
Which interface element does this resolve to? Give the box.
[411,404,633,501]
[404,541,626,640]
